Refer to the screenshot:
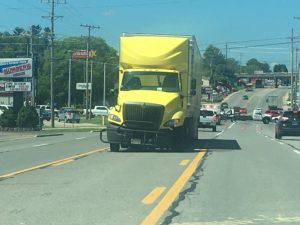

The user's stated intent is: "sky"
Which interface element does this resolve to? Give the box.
[1,0,300,69]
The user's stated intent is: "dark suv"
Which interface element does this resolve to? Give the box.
[275,110,300,139]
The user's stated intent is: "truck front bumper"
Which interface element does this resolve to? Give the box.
[100,123,173,148]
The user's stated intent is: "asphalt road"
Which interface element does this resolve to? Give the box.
[1,87,300,225]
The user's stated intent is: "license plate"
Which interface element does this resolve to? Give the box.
[131,138,141,144]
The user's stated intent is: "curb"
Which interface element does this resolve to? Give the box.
[35,133,64,138]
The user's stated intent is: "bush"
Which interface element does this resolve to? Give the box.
[0,108,17,128]
[17,105,39,128]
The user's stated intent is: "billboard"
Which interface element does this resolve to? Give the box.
[0,58,32,78]
[5,82,31,92]
[72,50,96,59]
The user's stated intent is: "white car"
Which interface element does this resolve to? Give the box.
[0,105,12,116]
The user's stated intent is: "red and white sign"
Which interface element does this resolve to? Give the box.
[72,50,96,59]
[0,58,32,78]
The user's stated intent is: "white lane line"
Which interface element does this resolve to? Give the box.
[278,142,284,145]
[33,143,48,147]
[228,123,235,129]
[293,150,300,155]
[76,137,86,140]
[270,138,275,141]
[216,130,224,136]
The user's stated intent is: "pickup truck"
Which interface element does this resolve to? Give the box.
[83,106,110,116]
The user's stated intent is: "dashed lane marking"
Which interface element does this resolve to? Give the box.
[142,187,166,205]
[32,143,48,147]
[179,160,190,166]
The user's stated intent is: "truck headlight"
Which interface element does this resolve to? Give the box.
[109,114,121,122]
[164,119,180,127]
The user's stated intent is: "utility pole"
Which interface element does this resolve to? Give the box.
[30,26,35,107]
[291,28,295,109]
[80,24,100,119]
[42,0,65,128]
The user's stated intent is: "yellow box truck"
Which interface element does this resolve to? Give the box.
[100,33,202,151]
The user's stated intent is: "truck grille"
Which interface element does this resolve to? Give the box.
[123,103,164,130]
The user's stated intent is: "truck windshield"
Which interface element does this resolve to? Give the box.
[121,71,180,92]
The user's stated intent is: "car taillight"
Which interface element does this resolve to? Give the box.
[212,115,218,121]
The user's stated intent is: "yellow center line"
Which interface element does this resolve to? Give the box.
[0,147,109,179]
[141,149,206,225]
[179,159,190,166]
[142,187,166,205]
[52,159,75,166]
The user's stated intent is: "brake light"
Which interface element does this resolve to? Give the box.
[212,115,218,122]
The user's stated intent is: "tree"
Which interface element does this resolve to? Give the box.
[273,64,288,72]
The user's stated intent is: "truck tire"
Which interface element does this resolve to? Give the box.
[110,143,120,152]
[262,117,270,124]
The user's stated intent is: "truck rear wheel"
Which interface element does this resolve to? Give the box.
[212,126,217,132]
[110,143,120,152]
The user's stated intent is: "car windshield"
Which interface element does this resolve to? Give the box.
[121,71,180,92]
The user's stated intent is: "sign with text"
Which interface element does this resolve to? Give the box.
[5,82,31,92]
[0,58,32,78]
[76,83,91,90]
[72,50,96,59]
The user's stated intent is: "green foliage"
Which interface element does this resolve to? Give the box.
[273,64,288,72]
[0,109,17,128]
[17,105,39,128]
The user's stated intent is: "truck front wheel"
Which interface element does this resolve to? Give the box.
[110,143,120,152]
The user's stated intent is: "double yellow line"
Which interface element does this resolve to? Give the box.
[0,147,108,180]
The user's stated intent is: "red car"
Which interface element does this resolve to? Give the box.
[265,109,282,117]
[239,107,247,114]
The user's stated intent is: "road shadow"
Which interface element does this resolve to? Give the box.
[111,138,241,153]
[193,138,242,151]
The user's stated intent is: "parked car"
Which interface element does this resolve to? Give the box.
[0,104,12,116]
[83,106,110,116]
[198,109,218,132]
[275,110,300,139]
[58,108,80,123]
